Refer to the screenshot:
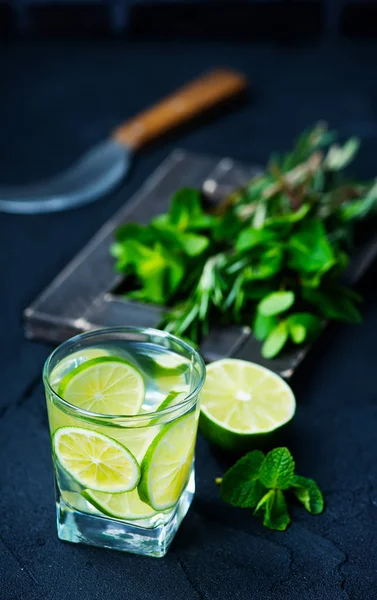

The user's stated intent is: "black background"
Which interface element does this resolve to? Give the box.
[4,1,377,37]
[2,12,377,600]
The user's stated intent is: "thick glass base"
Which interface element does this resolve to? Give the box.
[56,469,195,557]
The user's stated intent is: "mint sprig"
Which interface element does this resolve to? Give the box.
[218,447,324,531]
[112,124,374,358]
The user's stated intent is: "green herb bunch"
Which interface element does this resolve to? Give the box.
[217,447,324,531]
[111,123,377,358]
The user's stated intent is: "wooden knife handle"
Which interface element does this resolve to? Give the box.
[112,69,248,151]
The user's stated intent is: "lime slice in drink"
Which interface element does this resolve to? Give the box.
[153,352,189,372]
[82,488,156,520]
[138,413,197,510]
[53,426,140,493]
[156,388,188,411]
[58,357,145,415]
[147,353,191,394]
[50,348,110,389]
[200,359,295,452]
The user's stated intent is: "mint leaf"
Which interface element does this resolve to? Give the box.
[255,489,291,531]
[128,241,185,303]
[253,312,279,341]
[115,222,152,243]
[213,209,242,241]
[255,247,284,280]
[259,448,295,490]
[262,321,289,359]
[287,313,322,344]
[220,451,266,508]
[289,323,306,344]
[169,188,203,230]
[236,228,277,252]
[189,214,219,230]
[287,219,334,274]
[258,291,295,316]
[151,223,187,250]
[291,475,324,514]
[111,232,159,272]
[151,213,170,228]
[222,480,266,510]
[179,233,209,257]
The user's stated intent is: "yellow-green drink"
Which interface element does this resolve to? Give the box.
[43,327,205,557]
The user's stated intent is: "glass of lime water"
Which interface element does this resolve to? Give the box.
[43,326,206,557]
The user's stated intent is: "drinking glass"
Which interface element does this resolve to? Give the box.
[43,326,205,557]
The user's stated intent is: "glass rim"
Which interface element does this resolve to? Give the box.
[43,326,206,424]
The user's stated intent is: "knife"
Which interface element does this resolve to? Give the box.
[0,69,247,215]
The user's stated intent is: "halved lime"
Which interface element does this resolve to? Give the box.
[138,413,197,510]
[50,348,110,389]
[58,357,145,415]
[54,427,140,493]
[82,488,156,520]
[199,359,295,452]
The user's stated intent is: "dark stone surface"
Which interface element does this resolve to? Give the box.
[1,38,377,599]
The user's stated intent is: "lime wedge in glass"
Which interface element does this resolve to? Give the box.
[153,352,189,372]
[82,488,156,520]
[138,413,197,510]
[58,357,145,415]
[199,359,295,451]
[156,388,188,411]
[53,426,140,493]
[50,347,110,389]
[147,353,191,394]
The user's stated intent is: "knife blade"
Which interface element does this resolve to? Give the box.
[0,69,247,214]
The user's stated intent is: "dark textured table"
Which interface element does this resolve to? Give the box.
[1,38,377,600]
